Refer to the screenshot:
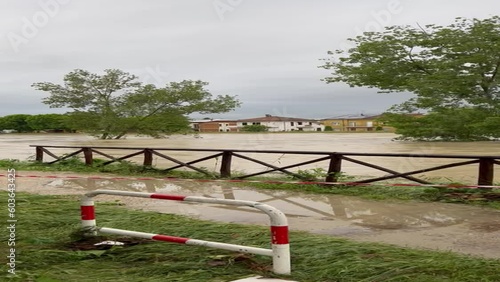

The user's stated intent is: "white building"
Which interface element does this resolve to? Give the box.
[236,115,324,132]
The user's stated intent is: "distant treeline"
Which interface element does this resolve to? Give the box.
[0,114,75,133]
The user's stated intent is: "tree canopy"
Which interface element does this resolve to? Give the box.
[0,114,33,132]
[0,114,73,133]
[321,16,500,140]
[32,69,240,139]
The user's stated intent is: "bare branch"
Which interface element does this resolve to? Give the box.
[408,46,433,75]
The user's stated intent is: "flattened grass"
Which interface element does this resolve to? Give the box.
[1,193,499,281]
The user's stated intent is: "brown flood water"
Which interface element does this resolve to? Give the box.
[1,133,500,183]
[4,171,500,259]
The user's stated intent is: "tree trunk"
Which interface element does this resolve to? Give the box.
[113,131,128,139]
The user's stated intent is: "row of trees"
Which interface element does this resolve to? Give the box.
[0,114,74,133]
[322,16,500,141]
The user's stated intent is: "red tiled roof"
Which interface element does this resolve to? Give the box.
[237,116,318,122]
[321,114,382,120]
[191,119,237,123]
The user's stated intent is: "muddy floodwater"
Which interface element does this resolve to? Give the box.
[4,171,500,259]
[1,133,500,183]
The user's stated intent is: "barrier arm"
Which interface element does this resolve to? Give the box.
[80,189,290,275]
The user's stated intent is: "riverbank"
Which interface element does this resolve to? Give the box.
[2,192,499,281]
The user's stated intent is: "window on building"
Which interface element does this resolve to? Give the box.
[225,123,229,126]
[332,122,340,126]
[242,122,247,125]
[218,123,222,126]
[291,122,294,126]
[309,122,312,125]
[298,122,303,125]
[348,122,356,127]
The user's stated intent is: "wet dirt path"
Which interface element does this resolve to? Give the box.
[4,171,500,259]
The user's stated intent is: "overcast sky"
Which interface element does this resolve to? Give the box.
[1,0,499,119]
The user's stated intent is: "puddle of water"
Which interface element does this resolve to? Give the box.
[28,175,500,232]
[5,172,500,258]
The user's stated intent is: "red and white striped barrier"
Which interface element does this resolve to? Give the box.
[80,189,291,275]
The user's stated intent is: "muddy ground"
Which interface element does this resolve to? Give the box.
[3,171,500,259]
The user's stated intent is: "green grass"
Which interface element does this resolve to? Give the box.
[0,158,217,179]
[1,193,500,281]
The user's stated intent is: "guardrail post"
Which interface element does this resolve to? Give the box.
[270,225,290,275]
[82,147,93,166]
[35,146,44,162]
[220,151,232,178]
[80,196,97,235]
[144,149,153,167]
[325,154,342,182]
[478,158,494,186]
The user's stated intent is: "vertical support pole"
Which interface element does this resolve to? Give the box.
[82,147,93,166]
[478,158,494,186]
[270,225,291,275]
[220,151,232,178]
[80,197,97,235]
[35,146,44,162]
[144,149,153,167]
[325,154,342,182]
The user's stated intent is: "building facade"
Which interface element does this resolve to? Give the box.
[321,115,393,132]
[236,115,324,132]
[190,119,239,132]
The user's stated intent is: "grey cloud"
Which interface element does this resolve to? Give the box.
[0,0,499,117]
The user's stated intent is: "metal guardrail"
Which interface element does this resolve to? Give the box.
[80,189,291,275]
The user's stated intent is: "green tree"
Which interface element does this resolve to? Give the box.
[320,16,500,140]
[26,114,72,132]
[241,124,268,132]
[324,125,333,131]
[32,69,240,139]
[380,109,494,141]
[0,114,33,132]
